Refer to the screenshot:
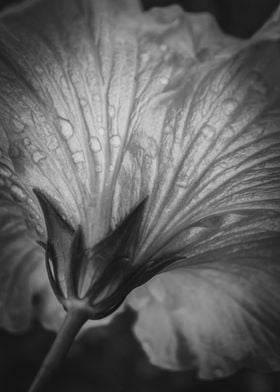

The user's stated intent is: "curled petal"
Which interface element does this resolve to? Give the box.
[129,235,280,378]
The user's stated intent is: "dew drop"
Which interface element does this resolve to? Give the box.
[23,137,31,146]
[140,52,150,64]
[36,223,44,235]
[60,118,74,140]
[32,150,46,163]
[90,137,102,153]
[164,124,174,134]
[72,151,85,163]
[160,77,169,85]
[11,184,27,202]
[61,213,68,222]
[34,65,44,74]
[93,94,101,102]
[110,135,121,148]
[47,135,59,150]
[222,98,238,115]
[12,118,25,133]
[95,164,102,173]
[201,125,216,141]
[108,105,116,118]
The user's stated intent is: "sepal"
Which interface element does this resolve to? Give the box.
[33,188,75,298]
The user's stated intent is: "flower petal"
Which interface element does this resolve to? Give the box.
[1,2,280,377]
[127,4,280,380]
[135,39,280,265]
[0,0,241,246]
[129,236,280,378]
[0,0,237,330]
[0,0,144,329]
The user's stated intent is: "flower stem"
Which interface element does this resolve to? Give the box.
[28,309,88,392]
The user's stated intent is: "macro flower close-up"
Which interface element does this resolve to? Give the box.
[0,0,280,391]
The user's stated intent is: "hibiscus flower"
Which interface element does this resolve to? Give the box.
[0,0,280,390]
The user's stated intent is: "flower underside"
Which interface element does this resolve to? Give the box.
[0,0,280,385]
[34,188,161,319]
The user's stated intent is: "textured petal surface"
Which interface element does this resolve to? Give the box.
[0,0,138,330]
[0,0,238,331]
[127,8,280,379]
[0,0,280,379]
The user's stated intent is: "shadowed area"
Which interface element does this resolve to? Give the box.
[0,309,280,392]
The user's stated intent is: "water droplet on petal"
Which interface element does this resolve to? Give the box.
[108,105,116,118]
[90,137,102,153]
[201,125,216,141]
[36,223,44,235]
[35,65,44,74]
[23,137,31,146]
[11,184,27,202]
[12,119,25,133]
[110,135,121,148]
[32,150,46,163]
[72,151,85,163]
[160,77,169,85]
[140,52,150,64]
[47,135,59,150]
[60,118,74,140]
[164,124,173,134]
[222,98,238,115]
[94,94,101,102]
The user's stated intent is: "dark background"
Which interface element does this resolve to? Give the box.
[1,0,280,391]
